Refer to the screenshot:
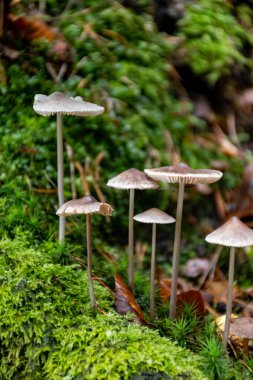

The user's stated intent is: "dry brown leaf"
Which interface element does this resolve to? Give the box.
[32,188,57,194]
[211,125,241,157]
[158,276,189,303]
[214,190,227,220]
[176,290,205,319]
[8,13,59,41]
[115,273,149,325]
[204,280,241,304]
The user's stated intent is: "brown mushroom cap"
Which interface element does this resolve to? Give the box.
[56,195,113,216]
[144,162,223,185]
[33,92,104,116]
[205,217,253,247]
[107,168,159,190]
[134,208,175,224]
[230,317,253,339]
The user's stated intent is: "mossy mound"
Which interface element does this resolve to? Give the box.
[0,237,207,379]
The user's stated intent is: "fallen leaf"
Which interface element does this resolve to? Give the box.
[211,125,241,157]
[214,190,227,220]
[8,13,59,41]
[32,188,57,194]
[115,273,149,325]
[176,289,205,319]
[204,280,241,304]
[158,275,189,303]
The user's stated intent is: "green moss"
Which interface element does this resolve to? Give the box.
[1,0,244,246]
[178,0,253,85]
[0,237,206,379]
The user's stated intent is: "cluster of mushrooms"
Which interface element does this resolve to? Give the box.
[34,92,253,348]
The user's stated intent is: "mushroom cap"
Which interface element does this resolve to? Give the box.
[56,195,113,216]
[33,92,104,116]
[230,317,253,339]
[107,168,159,190]
[205,217,253,247]
[134,208,175,224]
[144,162,223,185]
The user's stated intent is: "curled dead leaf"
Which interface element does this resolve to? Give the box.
[176,289,205,319]
[115,273,149,326]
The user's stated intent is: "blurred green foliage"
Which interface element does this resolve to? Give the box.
[178,0,253,85]
[0,0,246,247]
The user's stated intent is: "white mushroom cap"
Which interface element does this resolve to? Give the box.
[134,208,175,224]
[56,195,113,216]
[145,162,223,185]
[205,217,253,248]
[107,168,159,190]
[230,317,253,339]
[33,92,104,116]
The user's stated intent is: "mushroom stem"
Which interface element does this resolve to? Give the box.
[223,246,236,347]
[150,223,157,323]
[169,181,185,320]
[86,213,96,311]
[128,188,135,293]
[57,113,65,242]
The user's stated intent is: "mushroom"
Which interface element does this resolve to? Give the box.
[230,317,253,358]
[33,92,104,242]
[107,168,159,292]
[134,208,175,322]
[56,194,113,311]
[145,162,223,319]
[205,217,253,347]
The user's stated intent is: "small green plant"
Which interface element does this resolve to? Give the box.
[199,337,229,379]
[161,301,201,348]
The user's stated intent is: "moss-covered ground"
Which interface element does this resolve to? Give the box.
[1,1,253,379]
[0,237,207,380]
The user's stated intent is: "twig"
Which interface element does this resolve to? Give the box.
[93,152,110,222]
[56,63,67,83]
[75,161,90,195]
[66,143,77,199]
[46,62,67,84]
[199,246,222,288]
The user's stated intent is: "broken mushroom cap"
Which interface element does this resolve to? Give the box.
[205,216,253,248]
[56,195,113,216]
[107,168,159,190]
[144,162,223,185]
[230,317,253,339]
[33,91,104,116]
[134,208,175,224]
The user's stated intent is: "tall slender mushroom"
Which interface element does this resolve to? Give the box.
[134,208,175,322]
[145,163,223,319]
[33,92,104,242]
[107,168,159,293]
[56,194,113,311]
[205,216,253,347]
